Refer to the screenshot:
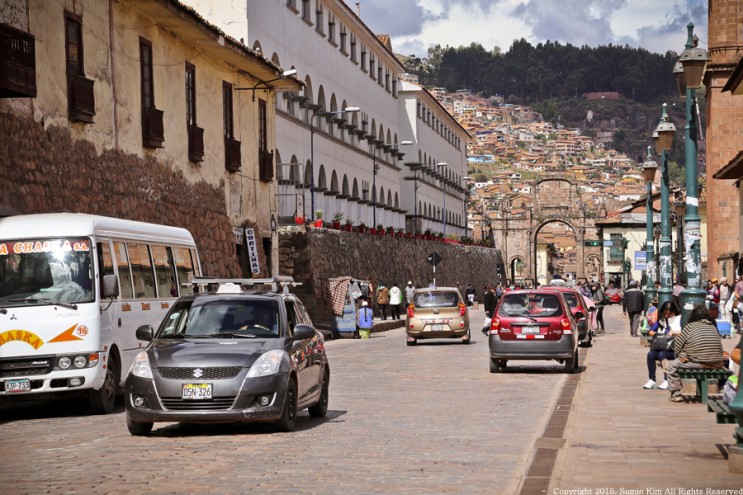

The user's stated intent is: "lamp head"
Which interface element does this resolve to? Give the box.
[672,61,686,97]
[653,103,676,153]
[641,146,658,183]
[678,25,708,90]
[280,69,298,78]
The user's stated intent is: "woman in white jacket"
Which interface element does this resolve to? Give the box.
[388,282,403,320]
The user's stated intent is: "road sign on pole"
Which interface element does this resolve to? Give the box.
[427,252,442,287]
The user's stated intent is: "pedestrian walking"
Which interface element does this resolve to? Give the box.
[719,277,732,321]
[377,284,390,320]
[465,283,475,307]
[356,297,374,339]
[405,281,415,305]
[623,280,645,337]
[388,282,403,320]
[481,284,497,335]
[591,282,606,334]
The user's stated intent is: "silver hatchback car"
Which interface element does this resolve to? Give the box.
[405,287,470,345]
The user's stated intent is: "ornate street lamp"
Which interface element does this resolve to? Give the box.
[678,23,709,325]
[642,146,658,309]
[654,103,676,309]
[310,106,360,220]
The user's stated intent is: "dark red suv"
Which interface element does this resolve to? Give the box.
[486,290,581,373]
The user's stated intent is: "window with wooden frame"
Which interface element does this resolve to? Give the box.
[140,37,164,147]
[339,26,347,53]
[328,15,336,45]
[258,99,273,182]
[315,4,324,34]
[223,81,241,172]
[185,62,203,161]
[301,0,311,22]
[65,11,94,122]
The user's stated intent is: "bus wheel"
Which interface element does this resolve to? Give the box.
[89,353,119,414]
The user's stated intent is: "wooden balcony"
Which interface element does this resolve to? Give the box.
[225,136,241,173]
[0,23,36,98]
[187,125,204,162]
[67,73,95,123]
[259,149,274,182]
[142,106,164,148]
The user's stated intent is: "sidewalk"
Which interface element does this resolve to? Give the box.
[549,304,743,489]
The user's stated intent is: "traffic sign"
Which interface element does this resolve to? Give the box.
[427,252,442,266]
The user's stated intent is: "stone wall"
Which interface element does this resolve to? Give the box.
[279,227,504,325]
[0,112,241,277]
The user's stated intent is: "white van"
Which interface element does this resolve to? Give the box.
[0,213,201,413]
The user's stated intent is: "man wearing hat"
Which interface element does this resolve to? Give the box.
[623,280,645,337]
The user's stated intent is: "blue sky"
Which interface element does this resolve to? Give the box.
[345,0,708,57]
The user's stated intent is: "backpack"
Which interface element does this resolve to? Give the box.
[357,307,373,329]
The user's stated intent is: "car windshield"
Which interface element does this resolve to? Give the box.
[158,299,280,339]
[414,291,459,308]
[0,237,95,306]
[498,293,565,318]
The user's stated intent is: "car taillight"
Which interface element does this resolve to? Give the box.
[491,317,506,334]
[560,317,573,334]
[458,302,466,316]
[407,304,415,318]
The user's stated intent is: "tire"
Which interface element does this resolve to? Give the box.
[127,419,153,436]
[461,328,471,344]
[406,338,416,346]
[490,358,505,373]
[564,349,578,373]
[308,369,329,418]
[274,379,297,432]
[89,352,120,414]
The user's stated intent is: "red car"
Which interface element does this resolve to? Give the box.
[542,285,594,347]
[604,288,623,305]
[486,289,581,373]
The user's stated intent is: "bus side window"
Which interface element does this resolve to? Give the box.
[113,241,133,299]
[97,242,115,297]
[173,246,196,296]
[127,242,156,299]
[151,245,177,298]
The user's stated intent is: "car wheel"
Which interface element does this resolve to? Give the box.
[490,358,506,373]
[127,419,153,436]
[564,350,578,373]
[274,379,297,432]
[461,328,471,344]
[406,338,416,346]
[308,369,329,418]
[89,353,119,414]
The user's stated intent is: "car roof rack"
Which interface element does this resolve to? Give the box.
[188,275,302,294]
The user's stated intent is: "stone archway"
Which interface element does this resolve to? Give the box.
[491,174,601,286]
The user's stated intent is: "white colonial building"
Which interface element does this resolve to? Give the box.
[181,0,470,236]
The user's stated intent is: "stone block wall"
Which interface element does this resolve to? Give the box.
[279,227,504,325]
[0,112,240,277]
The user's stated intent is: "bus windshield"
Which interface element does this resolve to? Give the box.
[0,237,95,307]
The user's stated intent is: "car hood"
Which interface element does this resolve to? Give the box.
[147,339,280,368]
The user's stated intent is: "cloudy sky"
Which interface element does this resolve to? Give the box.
[345,0,708,58]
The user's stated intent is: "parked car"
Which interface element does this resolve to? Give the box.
[486,289,581,373]
[605,288,623,305]
[124,277,329,435]
[542,285,595,347]
[405,287,470,345]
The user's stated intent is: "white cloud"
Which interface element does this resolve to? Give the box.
[347,0,707,58]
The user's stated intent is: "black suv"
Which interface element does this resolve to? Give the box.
[125,276,329,435]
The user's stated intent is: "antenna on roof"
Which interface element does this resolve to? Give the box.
[356,2,360,17]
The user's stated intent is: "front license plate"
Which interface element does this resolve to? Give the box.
[429,324,445,331]
[182,383,212,400]
[521,326,540,334]
[5,378,31,394]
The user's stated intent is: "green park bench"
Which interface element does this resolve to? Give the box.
[678,368,731,404]
[707,397,737,424]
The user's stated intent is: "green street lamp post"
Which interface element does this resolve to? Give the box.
[654,103,676,310]
[642,146,658,309]
[676,23,709,325]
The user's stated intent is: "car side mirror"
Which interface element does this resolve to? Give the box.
[574,311,585,320]
[136,324,155,341]
[293,324,316,340]
[102,274,119,298]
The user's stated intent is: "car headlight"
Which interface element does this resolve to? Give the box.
[247,349,284,378]
[130,351,153,379]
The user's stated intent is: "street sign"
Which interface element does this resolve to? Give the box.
[634,251,647,271]
[427,252,442,266]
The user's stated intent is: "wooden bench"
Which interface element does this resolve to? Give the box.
[707,397,738,424]
[678,368,731,404]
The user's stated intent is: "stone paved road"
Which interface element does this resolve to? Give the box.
[0,306,574,494]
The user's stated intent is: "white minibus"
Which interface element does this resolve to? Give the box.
[0,213,201,413]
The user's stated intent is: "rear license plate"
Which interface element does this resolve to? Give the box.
[182,383,212,400]
[521,326,540,334]
[429,324,445,331]
[5,378,31,394]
